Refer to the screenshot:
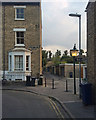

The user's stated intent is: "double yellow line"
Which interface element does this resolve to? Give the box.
[46,97,64,119]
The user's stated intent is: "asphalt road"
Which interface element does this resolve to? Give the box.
[2,90,65,119]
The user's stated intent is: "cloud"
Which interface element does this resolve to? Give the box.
[42,1,88,54]
[42,0,88,2]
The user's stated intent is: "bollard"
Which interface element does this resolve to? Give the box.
[65,79,68,92]
[45,78,46,87]
[52,79,54,89]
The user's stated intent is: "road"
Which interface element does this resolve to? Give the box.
[2,90,65,119]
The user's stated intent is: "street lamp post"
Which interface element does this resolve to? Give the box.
[70,44,78,94]
[69,13,81,98]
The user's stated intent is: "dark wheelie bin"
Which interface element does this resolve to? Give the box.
[80,83,92,105]
[31,77,36,86]
[26,76,31,86]
[69,72,73,78]
[38,75,43,85]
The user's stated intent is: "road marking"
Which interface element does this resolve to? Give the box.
[49,99,60,118]
[51,99,64,119]
[45,97,64,119]
[49,98,64,119]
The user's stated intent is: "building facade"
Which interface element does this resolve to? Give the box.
[46,63,85,78]
[86,2,96,105]
[1,1,42,81]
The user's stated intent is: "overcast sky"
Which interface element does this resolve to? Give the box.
[41,0,89,54]
[1,0,89,55]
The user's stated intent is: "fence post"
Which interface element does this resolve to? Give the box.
[52,79,54,89]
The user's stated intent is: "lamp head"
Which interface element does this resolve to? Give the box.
[69,13,81,17]
[70,44,78,57]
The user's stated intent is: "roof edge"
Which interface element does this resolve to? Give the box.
[1,2,40,6]
[85,2,90,11]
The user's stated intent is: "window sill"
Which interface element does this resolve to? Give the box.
[15,44,25,47]
[15,18,25,21]
[25,71,31,73]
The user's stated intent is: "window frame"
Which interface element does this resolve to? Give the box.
[9,55,12,71]
[15,31,25,46]
[14,6,26,20]
[26,56,30,71]
[14,55,23,71]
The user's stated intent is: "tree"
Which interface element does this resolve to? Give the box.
[42,50,48,67]
[55,50,61,57]
[61,49,73,63]
[49,51,52,59]
[61,55,73,63]
[64,50,68,56]
[52,50,61,65]
[52,55,61,65]
[80,49,84,55]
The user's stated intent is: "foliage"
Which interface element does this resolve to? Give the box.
[61,54,73,63]
[55,50,61,57]
[52,55,61,65]
[80,49,84,55]
[51,50,61,65]
[63,50,68,56]
[42,49,85,68]
[42,50,48,67]
[49,51,52,59]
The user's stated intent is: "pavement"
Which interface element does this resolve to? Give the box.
[2,72,95,119]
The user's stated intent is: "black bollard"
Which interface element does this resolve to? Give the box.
[52,79,54,89]
[65,79,68,92]
[45,78,46,87]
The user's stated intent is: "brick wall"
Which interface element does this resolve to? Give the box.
[87,2,95,84]
[2,3,42,77]
[87,2,96,104]
[65,65,80,78]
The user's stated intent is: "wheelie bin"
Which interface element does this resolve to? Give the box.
[80,83,92,105]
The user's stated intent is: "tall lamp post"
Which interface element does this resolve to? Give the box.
[70,44,78,94]
[69,13,81,98]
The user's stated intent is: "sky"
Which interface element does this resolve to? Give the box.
[1,0,89,55]
[41,0,89,55]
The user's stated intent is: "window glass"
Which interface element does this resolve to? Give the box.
[16,32,24,44]
[16,8,24,19]
[26,56,29,71]
[15,56,23,71]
